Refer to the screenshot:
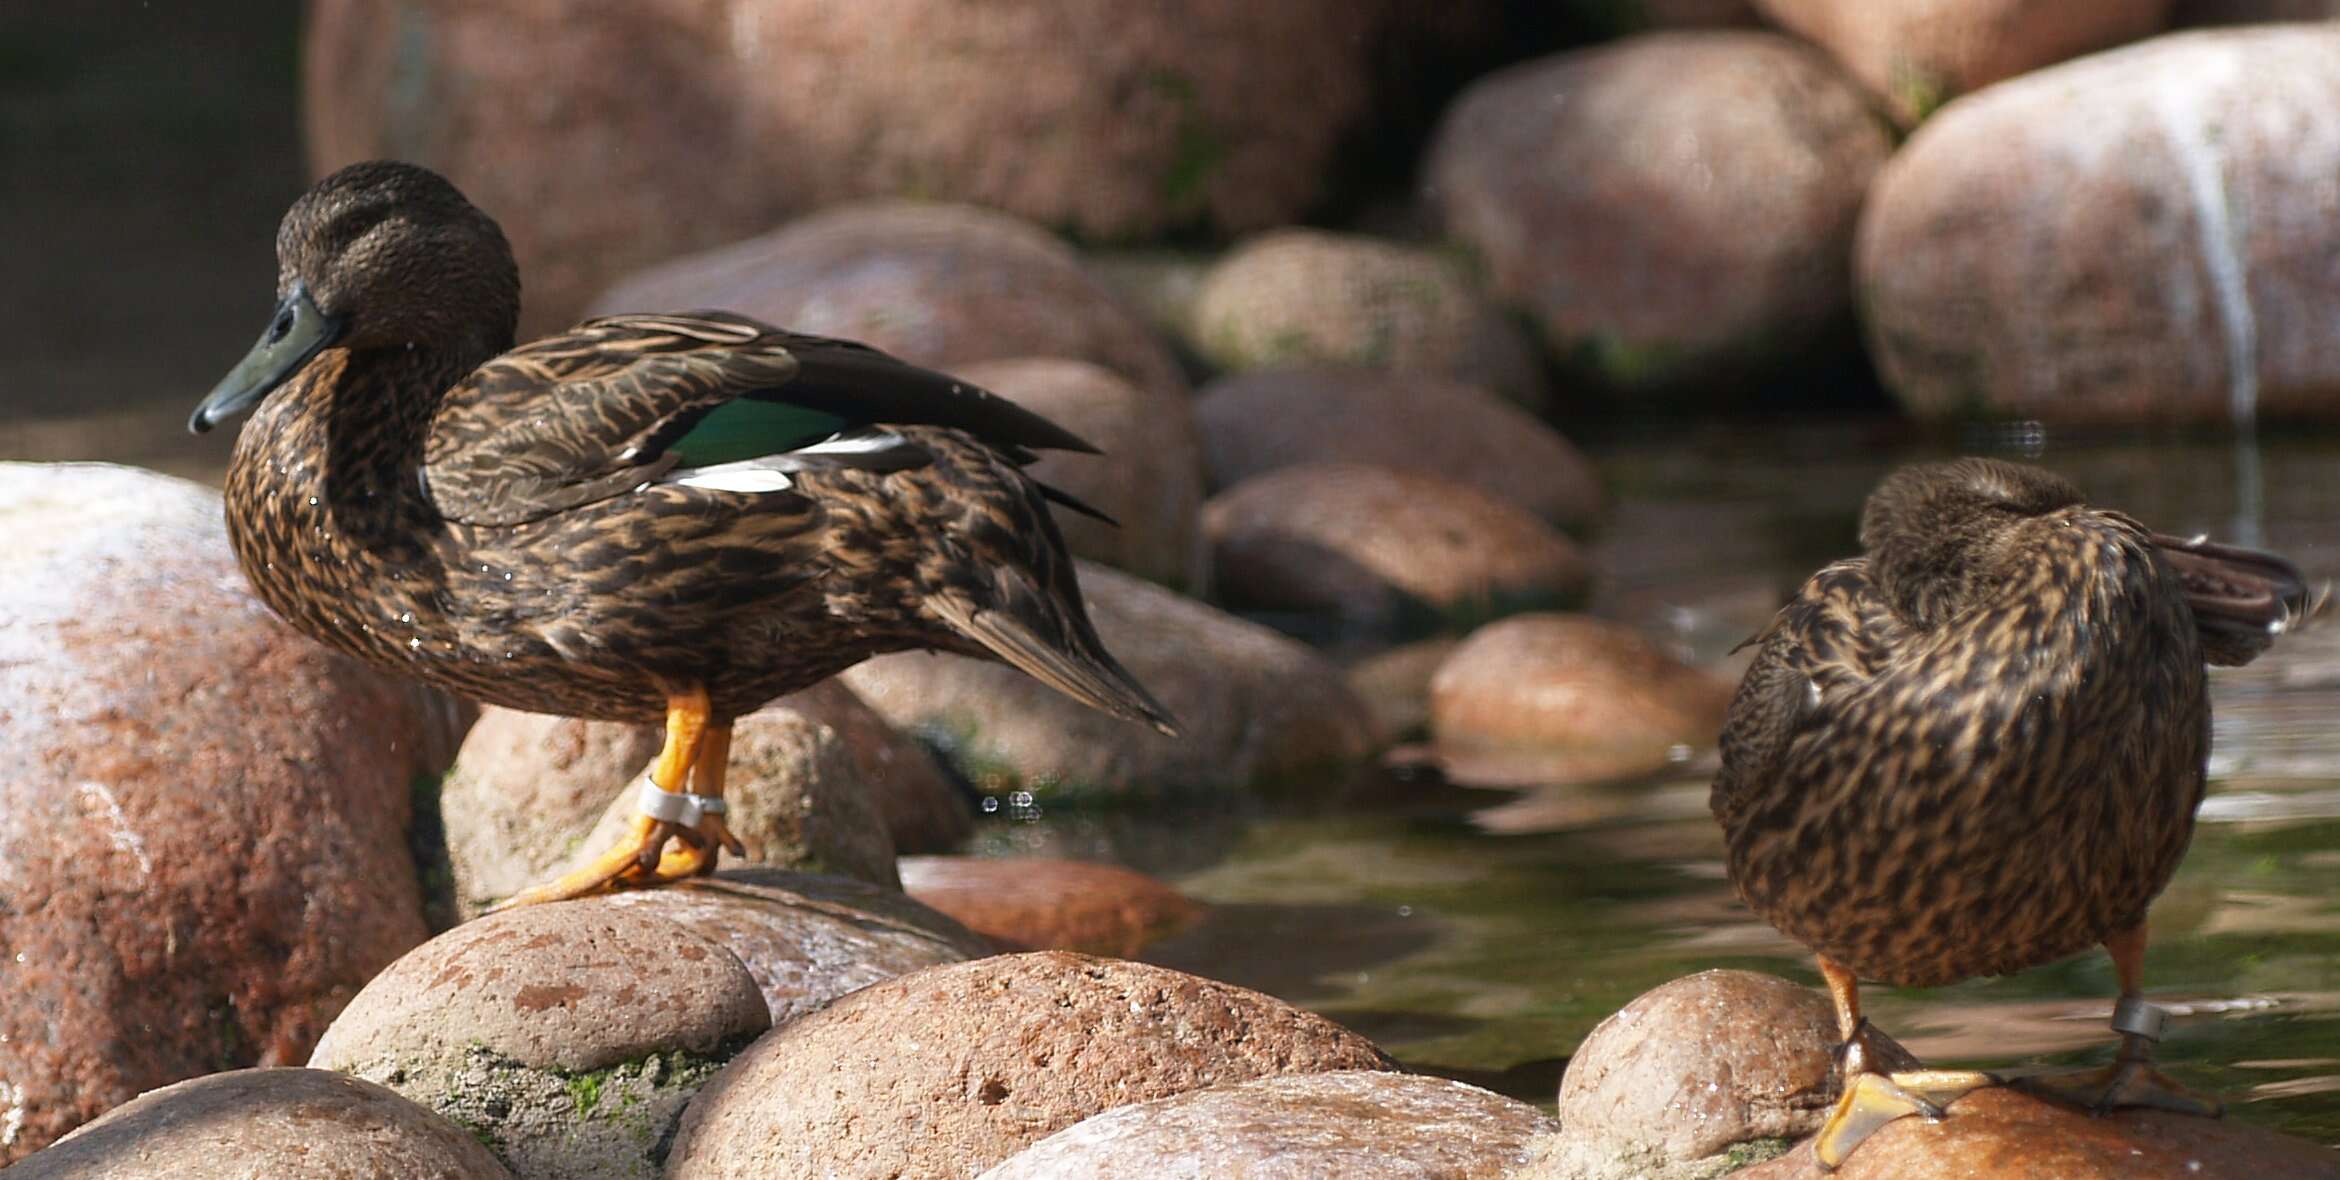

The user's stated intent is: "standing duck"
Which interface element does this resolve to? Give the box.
[191,161,1175,907]
[1711,457,2315,1168]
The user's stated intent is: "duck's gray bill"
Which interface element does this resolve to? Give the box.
[190,282,342,434]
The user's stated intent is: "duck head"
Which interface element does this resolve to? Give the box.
[191,161,520,433]
[1858,457,2084,628]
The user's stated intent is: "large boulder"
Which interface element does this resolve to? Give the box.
[309,902,770,1180]
[1858,26,2340,424]
[589,201,1187,401]
[442,683,924,915]
[953,357,1209,591]
[1188,230,1550,409]
[309,0,1416,331]
[0,463,463,1162]
[1195,368,1602,528]
[979,1071,1555,1179]
[1754,0,2171,123]
[8,1069,514,1180]
[1426,31,1892,398]
[1205,464,1590,633]
[665,952,1394,1179]
[841,562,1376,800]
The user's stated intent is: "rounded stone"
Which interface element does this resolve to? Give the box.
[899,855,1204,957]
[1204,463,1590,632]
[1426,31,1891,397]
[593,868,994,1026]
[953,357,1209,591]
[1753,0,2169,123]
[1428,613,1735,787]
[841,561,1376,800]
[8,1068,513,1180]
[1345,638,1462,744]
[1189,230,1550,409]
[443,687,908,917]
[310,903,770,1180]
[1194,368,1602,528]
[590,201,1186,401]
[665,951,1395,1179]
[1735,1085,2340,1179]
[978,1071,1556,1179]
[0,462,464,1162]
[1554,970,1838,1173]
[1857,26,2340,424]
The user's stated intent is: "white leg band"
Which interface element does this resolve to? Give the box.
[636,776,728,826]
[2110,995,2166,1041]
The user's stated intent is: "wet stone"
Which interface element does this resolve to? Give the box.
[7,1068,515,1180]
[978,1070,1555,1179]
[309,903,770,1180]
[665,951,1395,1179]
[898,854,1204,957]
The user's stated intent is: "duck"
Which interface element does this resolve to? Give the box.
[190,160,1176,907]
[1710,457,2316,1168]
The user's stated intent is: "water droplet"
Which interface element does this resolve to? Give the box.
[408,637,423,651]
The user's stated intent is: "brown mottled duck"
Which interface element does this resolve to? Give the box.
[1711,457,2316,1168]
[190,161,1176,907]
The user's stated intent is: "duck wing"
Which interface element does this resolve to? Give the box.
[423,311,1099,527]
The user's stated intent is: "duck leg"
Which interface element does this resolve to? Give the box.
[492,684,742,909]
[2011,925,2223,1117]
[1811,957,1999,1170]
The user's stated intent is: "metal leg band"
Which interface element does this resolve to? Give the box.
[2111,995,2167,1042]
[636,776,728,826]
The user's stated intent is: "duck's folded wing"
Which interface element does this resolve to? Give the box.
[1712,560,1895,826]
[422,312,1099,527]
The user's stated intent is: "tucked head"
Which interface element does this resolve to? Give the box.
[1859,457,2085,626]
[191,161,520,433]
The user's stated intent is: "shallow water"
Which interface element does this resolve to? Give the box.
[978,424,2340,1145]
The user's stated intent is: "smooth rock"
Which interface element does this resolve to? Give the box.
[310,903,769,1180]
[977,1070,1555,1179]
[591,201,1188,401]
[899,855,1204,957]
[1427,614,1734,787]
[0,463,462,1161]
[1426,32,1891,397]
[1857,26,2340,424]
[9,1068,513,1180]
[665,951,1395,1179]
[1189,230,1550,409]
[953,357,1209,591]
[1194,368,1602,528]
[443,686,909,916]
[1736,1085,2340,1179]
[1754,0,2170,123]
[594,868,993,1026]
[1205,463,1590,632]
[841,561,1376,799]
[1539,970,1841,1179]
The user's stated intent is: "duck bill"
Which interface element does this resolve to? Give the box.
[2149,532,2322,661]
[189,283,342,434]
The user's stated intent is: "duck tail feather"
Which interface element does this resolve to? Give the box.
[925,592,1180,736]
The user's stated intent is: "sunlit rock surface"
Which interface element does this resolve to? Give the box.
[7,1069,514,1180]
[899,854,1203,957]
[0,462,463,1162]
[1426,31,1891,398]
[310,903,769,1180]
[978,1070,1554,1179]
[1754,0,2169,123]
[1859,26,2340,424]
[666,951,1394,1179]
